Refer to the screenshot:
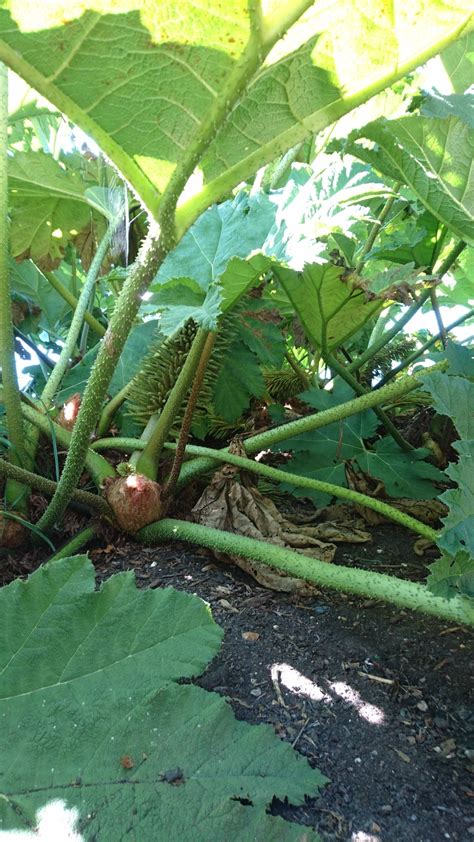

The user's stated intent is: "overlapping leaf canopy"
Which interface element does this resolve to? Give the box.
[0,0,472,224]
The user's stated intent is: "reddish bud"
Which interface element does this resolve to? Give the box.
[103,474,163,533]
[57,393,82,431]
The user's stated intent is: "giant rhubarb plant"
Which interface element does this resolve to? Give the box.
[0,2,473,625]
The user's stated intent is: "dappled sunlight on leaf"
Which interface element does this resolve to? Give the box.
[0,800,83,841]
[1,1,470,218]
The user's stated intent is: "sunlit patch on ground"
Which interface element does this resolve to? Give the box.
[270,662,385,724]
[330,681,384,724]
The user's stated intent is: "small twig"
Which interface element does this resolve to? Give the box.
[357,671,395,685]
[272,671,288,708]
[291,717,310,748]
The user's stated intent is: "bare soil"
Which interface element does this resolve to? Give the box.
[3,522,473,841]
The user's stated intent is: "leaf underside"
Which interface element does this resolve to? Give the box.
[0,2,471,215]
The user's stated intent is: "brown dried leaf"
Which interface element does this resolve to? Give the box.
[345,462,447,525]
[192,471,336,593]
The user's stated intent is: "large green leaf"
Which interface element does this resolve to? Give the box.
[364,209,440,268]
[0,557,324,840]
[440,30,474,92]
[213,344,265,422]
[239,301,287,368]
[420,91,474,128]
[0,2,471,220]
[423,371,474,439]
[438,440,474,558]
[58,320,159,400]
[11,195,93,265]
[336,114,474,244]
[151,190,289,322]
[272,263,383,351]
[8,150,110,265]
[427,549,474,599]
[421,372,474,562]
[9,257,78,332]
[439,247,474,306]
[274,387,443,504]
[152,280,223,335]
[9,150,89,201]
[278,430,443,505]
[155,192,285,289]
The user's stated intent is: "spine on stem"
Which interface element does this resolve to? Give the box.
[139,519,474,626]
[36,231,169,532]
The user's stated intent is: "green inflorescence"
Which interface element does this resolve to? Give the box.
[264,368,307,402]
[126,311,241,434]
[361,335,417,384]
[127,320,200,426]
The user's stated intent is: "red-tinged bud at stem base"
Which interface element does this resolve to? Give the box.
[103,474,163,533]
[0,512,27,548]
[57,393,82,431]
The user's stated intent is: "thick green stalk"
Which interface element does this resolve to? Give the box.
[139,519,474,627]
[379,308,474,387]
[260,143,304,192]
[89,439,438,541]
[0,457,112,517]
[355,187,401,272]
[46,526,98,562]
[157,1,314,227]
[347,288,432,375]
[433,240,467,277]
[36,231,168,532]
[0,393,115,485]
[41,229,112,406]
[427,224,448,274]
[175,362,447,488]
[135,328,210,480]
[42,271,106,337]
[34,5,312,532]
[324,350,413,451]
[0,62,28,509]
[166,444,437,539]
[97,382,131,437]
[284,351,311,389]
[163,332,217,499]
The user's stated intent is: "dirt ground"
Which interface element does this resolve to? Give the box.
[3,522,473,841]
